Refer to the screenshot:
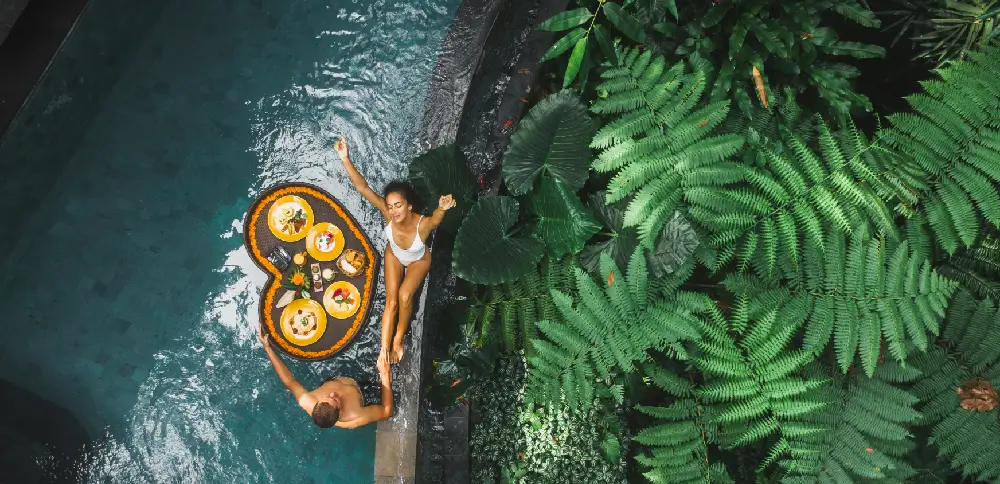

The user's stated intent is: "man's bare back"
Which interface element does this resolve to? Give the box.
[298,378,364,423]
[259,323,393,428]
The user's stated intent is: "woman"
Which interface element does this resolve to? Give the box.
[334,136,456,365]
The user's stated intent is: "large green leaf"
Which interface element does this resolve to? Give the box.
[540,28,586,62]
[502,90,596,195]
[453,196,545,284]
[563,37,589,88]
[647,211,699,277]
[579,191,638,274]
[603,2,647,43]
[593,24,618,64]
[538,7,593,32]
[528,175,601,256]
[408,144,477,235]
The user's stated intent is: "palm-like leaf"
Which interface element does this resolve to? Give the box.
[915,0,1000,66]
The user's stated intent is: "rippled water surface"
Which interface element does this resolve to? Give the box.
[0,0,459,481]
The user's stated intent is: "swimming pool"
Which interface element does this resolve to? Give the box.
[0,0,459,481]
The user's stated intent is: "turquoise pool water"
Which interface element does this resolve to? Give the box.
[0,0,458,481]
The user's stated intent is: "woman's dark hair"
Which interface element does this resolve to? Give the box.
[312,401,340,428]
[382,180,423,211]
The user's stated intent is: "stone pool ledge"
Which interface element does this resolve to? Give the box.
[377,0,575,482]
[373,0,506,482]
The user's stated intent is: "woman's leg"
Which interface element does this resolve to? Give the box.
[390,254,432,363]
[380,244,404,366]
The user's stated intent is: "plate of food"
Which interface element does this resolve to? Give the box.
[323,281,362,319]
[268,195,314,242]
[305,222,345,261]
[278,298,327,346]
[336,249,367,278]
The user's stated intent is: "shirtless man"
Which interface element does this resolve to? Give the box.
[258,324,393,428]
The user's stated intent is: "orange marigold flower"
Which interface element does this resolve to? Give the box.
[291,273,305,285]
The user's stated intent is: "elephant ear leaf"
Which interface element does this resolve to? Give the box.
[528,175,601,256]
[502,90,597,195]
[408,144,477,235]
[578,191,638,274]
[453,196,545,284]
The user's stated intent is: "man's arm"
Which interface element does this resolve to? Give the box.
[259,325,314,412]
[335,356,394,428]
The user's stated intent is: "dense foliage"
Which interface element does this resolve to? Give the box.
[418,0,1000,482]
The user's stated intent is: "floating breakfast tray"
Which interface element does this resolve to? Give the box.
[244,183,379,360]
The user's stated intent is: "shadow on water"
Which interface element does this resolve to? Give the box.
[0,379,90,483]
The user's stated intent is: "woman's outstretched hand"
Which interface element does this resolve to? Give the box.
[438,194,456,211]
[334,135,350,161]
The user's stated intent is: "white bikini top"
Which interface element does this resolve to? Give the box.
[385,216,426,265]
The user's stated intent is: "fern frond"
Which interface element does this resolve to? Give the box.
[884,45,1000,255]
[910,290,1000,482]
[687,121,899,279]
[591,48,744,248]
[691,293,827,468]
[526,248,700,410]
[800,231,958,373]
[780,362,921,483]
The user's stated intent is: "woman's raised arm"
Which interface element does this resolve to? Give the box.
[334,136,388,218]
[420,194,456,239]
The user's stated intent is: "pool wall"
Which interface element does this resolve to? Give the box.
[410,0,571,482]
[372,0,509,481]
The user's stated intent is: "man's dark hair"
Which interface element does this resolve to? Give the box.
[382,180,422,212]
[312,401,340,428]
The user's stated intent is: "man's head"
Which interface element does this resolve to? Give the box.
[311,400,341,428]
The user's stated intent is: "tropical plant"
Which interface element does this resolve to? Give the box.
[467,256,576,351]
[589,47,744,248]
[882,45,1000,255]
[537,0,649,88]
[881,0,1000,66]
[780,362,923,482]
[685,120,901,278]
[453,90,598,284]
[527,248,700,410]
[407,144,477,234]
[651,0,884,117]
[436,11,1000,482]
[579,191,699,279]
[691,292,827,463]
[793,231,954,374]
[910,290,1000,481]
[516,396,629,484]
[468,354,629,484]
[939,231,1000,300]
[452,196,546,284]
[633,363,735,483]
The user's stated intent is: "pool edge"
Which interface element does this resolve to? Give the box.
[373,0,506,482]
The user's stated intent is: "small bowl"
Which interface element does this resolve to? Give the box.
[336,249,366,278]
